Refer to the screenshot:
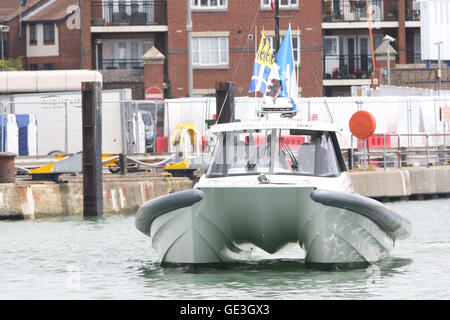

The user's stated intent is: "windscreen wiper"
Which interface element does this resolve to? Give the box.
[279,137,299,171]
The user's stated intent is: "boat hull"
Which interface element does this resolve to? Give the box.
[138,184,395,267]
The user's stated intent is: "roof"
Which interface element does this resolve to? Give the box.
[23,0,78,23]
[0,0,42,22]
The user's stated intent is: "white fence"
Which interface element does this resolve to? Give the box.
[164,96,450,150]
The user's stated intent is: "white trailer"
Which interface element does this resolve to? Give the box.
[0,89,145,156]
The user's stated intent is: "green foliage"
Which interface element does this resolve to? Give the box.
[0,57,25,71]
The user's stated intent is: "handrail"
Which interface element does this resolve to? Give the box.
[344,132,450,170]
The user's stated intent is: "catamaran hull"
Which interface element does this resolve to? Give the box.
[135,186,408,268]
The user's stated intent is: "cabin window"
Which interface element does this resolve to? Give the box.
[206,129,342,177]
[192,37,229,67]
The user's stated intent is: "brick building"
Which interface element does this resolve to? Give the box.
[166,0,323,98]
[1,0,428,98]
[0,0,82,70]
[322,0,422,96]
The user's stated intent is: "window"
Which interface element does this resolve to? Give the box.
[29,24,37,42]
[268,33,301,65]
[261,0,298,10]
[192,0,227,9]
[206,129,341,178]
[102,39,154,69]
[43,23,55,43]
[43,63,55,70]
[192,37,228,67]
[30,64,38,70]
[103,0,155,25]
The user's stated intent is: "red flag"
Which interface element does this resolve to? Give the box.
[270,0,274,11]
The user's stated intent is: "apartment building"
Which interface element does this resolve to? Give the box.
[322,0,422,96]
[0,0,83,70]
[1,0,423,98]
[166,0,323,98]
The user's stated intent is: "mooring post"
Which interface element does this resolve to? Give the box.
[119,153,127,175]
[215,82,235,124]
[82,81,103,217]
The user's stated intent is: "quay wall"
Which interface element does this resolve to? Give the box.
[0,177,194,220]
[1,167,450,220]
[350,167,450,199]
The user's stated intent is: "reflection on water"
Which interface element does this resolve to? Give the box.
[0,199,449,299]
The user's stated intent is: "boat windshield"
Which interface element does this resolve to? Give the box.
[206,129,343,177]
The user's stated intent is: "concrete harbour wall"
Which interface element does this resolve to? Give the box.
[0,176,194,220]
[350,167,450,199]
[1,167,449,220]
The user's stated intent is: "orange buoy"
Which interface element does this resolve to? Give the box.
[349,111,376,139]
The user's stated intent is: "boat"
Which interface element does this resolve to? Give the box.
[135,97,412,269]
[135,24,411,269]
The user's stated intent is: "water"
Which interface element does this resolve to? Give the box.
[1,199,449,300]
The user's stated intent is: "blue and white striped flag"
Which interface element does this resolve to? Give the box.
[249,32,275,95]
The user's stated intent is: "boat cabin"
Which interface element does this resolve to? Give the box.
[206,121,347,178]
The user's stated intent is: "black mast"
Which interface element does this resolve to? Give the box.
[274,0,280,53]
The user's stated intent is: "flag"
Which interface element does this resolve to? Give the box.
[249,31,275,95]
[274,26,298,110]
[270,0,274,11]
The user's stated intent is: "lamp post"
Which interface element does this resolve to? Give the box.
[434,41,443,96]
[0,25,10,71]
[187,0,193,97]
[383,34,395,86]
[95,39,103,70]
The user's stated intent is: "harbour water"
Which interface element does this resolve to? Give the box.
[1,198,449,300]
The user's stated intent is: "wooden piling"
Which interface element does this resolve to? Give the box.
[82,81,103,217]
[215,82,235,124]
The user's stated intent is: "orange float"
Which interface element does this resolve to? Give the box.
[349,111,376,139]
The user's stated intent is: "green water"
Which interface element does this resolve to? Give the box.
[1,199,449,299]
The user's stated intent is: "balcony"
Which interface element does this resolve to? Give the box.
[322,0,399,23]
[91,1,167,26]
[405,0,420,21]
[323,55,373,80]
[102,59,144,70]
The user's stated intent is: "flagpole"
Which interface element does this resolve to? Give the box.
[297,25,300,98]
[274,0,280,53]
[366,0,376,78]
[255,25,257,98]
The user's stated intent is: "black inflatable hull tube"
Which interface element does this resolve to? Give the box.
[135,189,205,236]
[310,189,412,240]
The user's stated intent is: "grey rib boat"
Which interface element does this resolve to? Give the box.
[136,115,412,269]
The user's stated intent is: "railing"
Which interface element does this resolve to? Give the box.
[91,1,167,26]
[405,0,420,21]
[344,133,450,170]
[102,59,144,70]
[322,0,399,22]
[323,55,373,79]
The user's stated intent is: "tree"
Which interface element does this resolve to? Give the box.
[0,57,24,71]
